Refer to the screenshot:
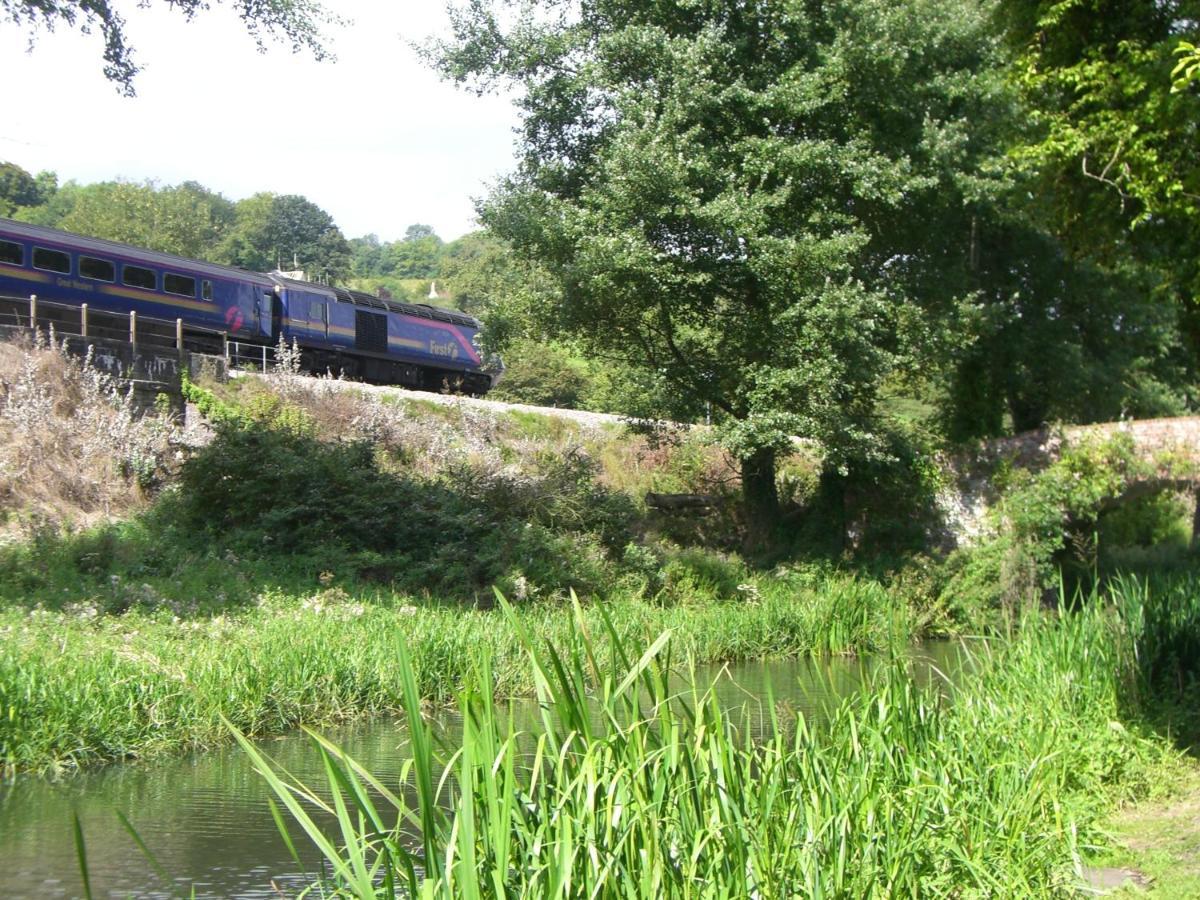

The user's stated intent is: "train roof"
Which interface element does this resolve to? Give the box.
[267,273,482,329]
[0,217,276,286]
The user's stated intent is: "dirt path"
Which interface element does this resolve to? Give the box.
[1088,772,1200,897]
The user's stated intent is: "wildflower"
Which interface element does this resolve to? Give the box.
[510,574,529,601]
[736,582,761,602]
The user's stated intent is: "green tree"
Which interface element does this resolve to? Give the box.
[387,225,444,279]
[0,161,44,216]
[998,1,1199,231]
[1,0,340,95]
[938,210,1190,439]
[349,233,386,278]
[432,0,1008,538]
[989,1,1200,427]
[12,176,76,228]
[439,231,534,317]
[403,223,436,242]
[47,179,235,258]
[217,192,350,281]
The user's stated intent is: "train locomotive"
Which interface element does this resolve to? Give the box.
[0,217,497,394]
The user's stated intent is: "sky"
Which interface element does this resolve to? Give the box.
[0,1,521,242]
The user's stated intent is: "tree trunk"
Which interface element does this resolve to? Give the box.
[741,447,780,553]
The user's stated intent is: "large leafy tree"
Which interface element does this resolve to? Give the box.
[440,231,533,318]
[989,1,1200,425]
[349,233,388,279]
[2,0,339,95]
[431,0,1008,536]
[216,192,350,281]
[387,225,444,279]
[938,208,1190,439]
[9,176,236,258]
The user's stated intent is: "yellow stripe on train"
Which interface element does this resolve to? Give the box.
[0,265,51,283]
[102,284,213,313]
[390,337,425,350]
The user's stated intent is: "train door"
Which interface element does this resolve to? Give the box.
[261,290,278,342]
[306,297,329,342]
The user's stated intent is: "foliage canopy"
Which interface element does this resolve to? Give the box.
[432,0,1009,529]
[1,0,339,94]
[998,0,1200,229]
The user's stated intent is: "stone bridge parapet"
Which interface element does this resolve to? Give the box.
[937,416,1200,549]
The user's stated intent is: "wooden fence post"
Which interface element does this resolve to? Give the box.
[29,294,37,332]
[129,310,137,349]
[81,303,88,338]
[222,331,229,363]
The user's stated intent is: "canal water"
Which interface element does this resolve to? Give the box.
[0,646,961,898]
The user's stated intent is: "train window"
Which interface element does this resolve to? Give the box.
[164,273,196,297]
[0,240,22,266]
[309,301,325,320]
[32,247,70,274]
[123,265,155,290]
[79,256,115,282]
[201,280,213,301]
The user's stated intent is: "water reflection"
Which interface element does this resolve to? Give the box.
[0,644,960,898]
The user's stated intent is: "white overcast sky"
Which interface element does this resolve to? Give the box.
[0,1,520,242]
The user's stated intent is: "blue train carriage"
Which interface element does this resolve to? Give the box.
[269,274,494,394]
[0,217,274,351]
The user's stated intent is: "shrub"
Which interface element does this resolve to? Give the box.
[170,419,639,602]
[487,339,590,408]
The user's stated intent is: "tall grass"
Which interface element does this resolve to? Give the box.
[240,578,1194,898]
[0,335,179,536]
[0,574,911,775]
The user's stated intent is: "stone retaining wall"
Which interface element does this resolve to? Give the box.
[938,417,1200,549]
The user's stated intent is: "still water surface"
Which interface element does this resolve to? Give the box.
[0,646,960,898]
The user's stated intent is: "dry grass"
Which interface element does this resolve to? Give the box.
[0,334,180,538]
[224,370,744,499]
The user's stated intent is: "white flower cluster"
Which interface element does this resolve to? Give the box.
[299,586,367,620]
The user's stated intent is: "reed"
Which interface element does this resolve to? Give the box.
[0,572,911,775]
[239,576,1194,898]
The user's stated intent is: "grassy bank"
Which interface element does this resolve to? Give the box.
[0,339,941,776]
[245,574,1200,898]
[0,572,914,776]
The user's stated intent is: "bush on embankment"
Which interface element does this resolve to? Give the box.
[0,574,912,775]
[246,575,1196,899]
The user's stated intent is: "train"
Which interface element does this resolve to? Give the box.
[0,217,498,394]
